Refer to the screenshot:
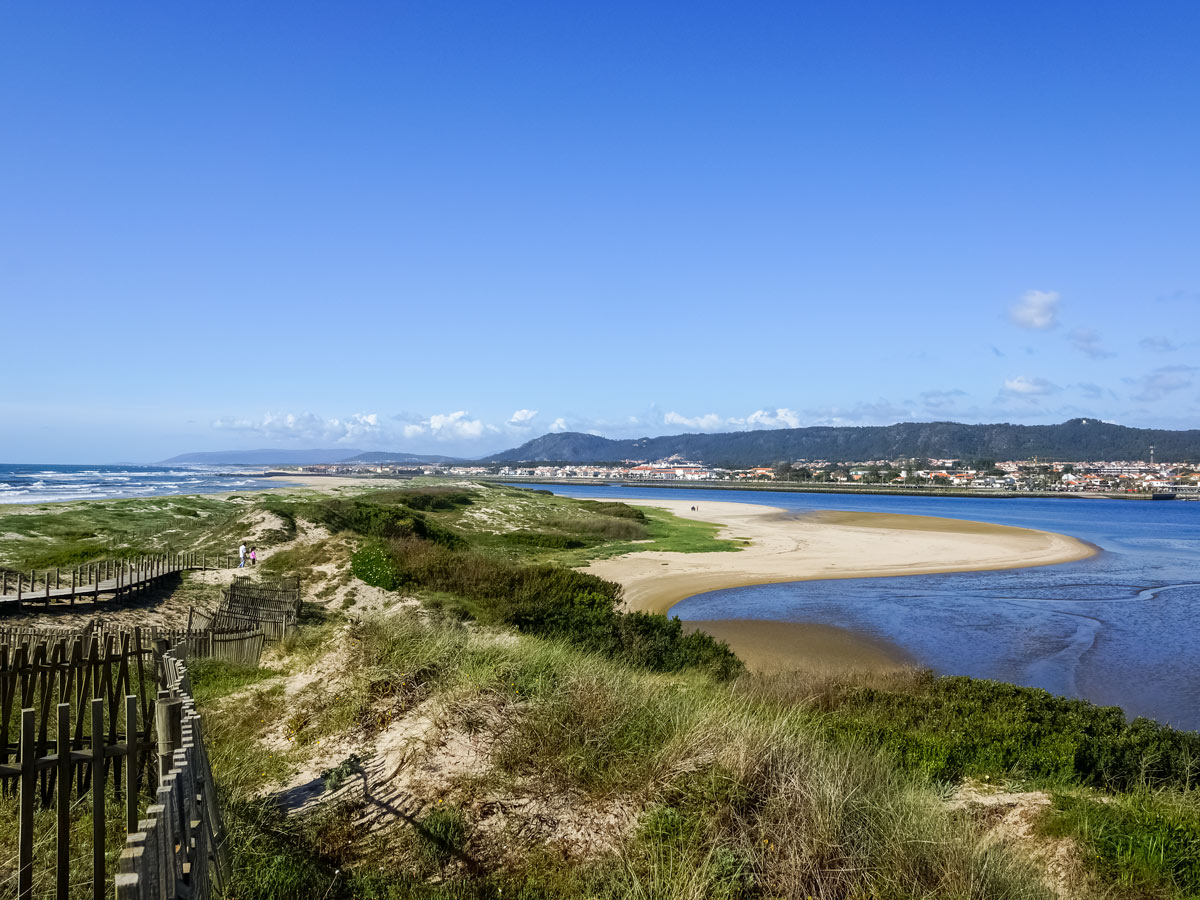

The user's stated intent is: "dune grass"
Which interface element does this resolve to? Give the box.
[10,481,1200,897]
[196,614,1054,899]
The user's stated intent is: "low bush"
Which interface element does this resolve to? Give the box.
[369,488,475,512]
[501,530,591,550]
[351,536,742,679]
[306,499,463,547]
[351,543,400,590]
[574,500,648,521]
[545,514,647,540]
[1045,791,1200,895]
[757,671,1200,791]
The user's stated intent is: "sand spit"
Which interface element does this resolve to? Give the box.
[585,498,1096,673]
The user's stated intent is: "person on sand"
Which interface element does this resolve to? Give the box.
[238,542,246,568]
[249,547,258,566]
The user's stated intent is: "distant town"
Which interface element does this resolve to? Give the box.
[281,453,1200,495]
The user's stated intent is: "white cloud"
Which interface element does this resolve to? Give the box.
[739,408,802,429]
[661,408,803,431]
[507,408,539,427]
[1068,328,1115,359]
[1126,366,1197,403]
[1000,376,1059,398]
[803,402,916,426]
[212,411,383,444]
[549,418,569,432]
[1009,290,1060,330]
[427,410,486,440]
[663,411,726,430]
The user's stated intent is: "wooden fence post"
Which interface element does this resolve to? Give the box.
[156,695,183,781]
[57,703,71,900]
[126,694,139,833]
[18,708,35,900]
[92,698,105,900]
[16,572,23,608]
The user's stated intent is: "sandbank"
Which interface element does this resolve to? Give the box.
[683,619,916,675]
[261,474,412,492]
[585,498,1097,673]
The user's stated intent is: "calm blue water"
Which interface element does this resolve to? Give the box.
[543,485,1200,730]
[0,464,291,504]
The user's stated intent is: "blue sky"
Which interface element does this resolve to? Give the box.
[2,2,1198,462]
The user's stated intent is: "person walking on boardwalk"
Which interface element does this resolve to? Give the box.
[239,542,247,568]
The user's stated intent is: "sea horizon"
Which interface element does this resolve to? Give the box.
[0,462,290,505]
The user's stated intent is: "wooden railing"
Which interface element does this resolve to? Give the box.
[0,630,231,899]
[114,651,228,899]
[0,554,236,610]
[0,623,266,671]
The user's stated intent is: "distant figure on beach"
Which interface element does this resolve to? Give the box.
[249,547,258,566]
[238,542,246,568]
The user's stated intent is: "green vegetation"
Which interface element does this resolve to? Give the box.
[0,492,289,571]
[11,480,1200,898]
[490,418,1200,467]
[348,538,740,678]
[743,670,1200,791]
[187,658,281,704]
[0,784,142,900]
[1045,791,1200,896]
[200,617,1051,900]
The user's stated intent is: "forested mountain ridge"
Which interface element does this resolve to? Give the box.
[486,419,1200,466]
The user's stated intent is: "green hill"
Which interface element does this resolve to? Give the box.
[487,419,1200,466]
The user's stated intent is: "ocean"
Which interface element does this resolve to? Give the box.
[0,463,289,504]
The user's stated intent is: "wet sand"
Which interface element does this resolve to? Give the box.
[585,498,1097,673]
[685,619,916,674]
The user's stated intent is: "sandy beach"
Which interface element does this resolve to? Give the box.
[585,498,1097,672]
[262,474,413,492]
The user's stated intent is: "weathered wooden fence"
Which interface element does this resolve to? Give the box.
[0,554,235,611]
[1,630,156,900]
[114,651,228,899]
[189,576,302,642]
[0,623,265,671]
[0,634,229,899]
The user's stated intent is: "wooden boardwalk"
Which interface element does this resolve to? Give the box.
[0,552,235,608]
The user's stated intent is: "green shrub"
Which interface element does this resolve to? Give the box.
[306,499,463,547]
[1045,791,1200,894]
[816,674,1200,791]
[351,535,742,679]
[575,499,648,521]
[502,530,591,550]
[415,806,468,866]
[351,543,400,590]
[546,514,647,540]
[385,489,474,511]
